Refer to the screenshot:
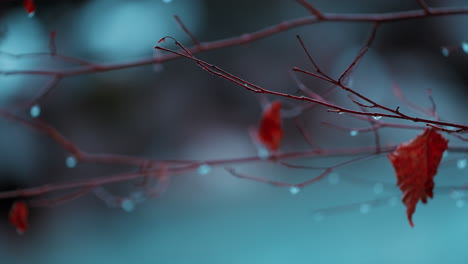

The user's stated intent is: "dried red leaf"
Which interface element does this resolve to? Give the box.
[9,201,29,234]
[23,0,36,17]
[257,101,283,151]
[387,128,448,227]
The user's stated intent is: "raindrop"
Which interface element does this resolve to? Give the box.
[456,199,465,208]
[197,164,212,175]
[162,0,172,3]
[441,47,450,57]
[328,173,340,185]
[461,42,468,54]
[289,186,300,195]
[349,130,359,137]
[372,115,382,121]
[360,203,371,214]
[337,111,345,115]
[29,104,41,118]
[373,182,384,194]
[65,156,77,168]
[120,199,135,212]
[456,159,467,170]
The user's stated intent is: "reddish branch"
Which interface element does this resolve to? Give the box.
[0,3,467,210]
[154,41,468,132]
[1,6,468,77]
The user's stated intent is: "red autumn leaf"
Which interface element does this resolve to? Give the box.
[9,201,29,234]
[23,0,36,17]
[387,128,448,227]
[257,101,284,152]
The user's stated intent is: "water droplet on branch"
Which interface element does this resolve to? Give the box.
[372,115,382,120]
[197,164,211,175]
[65,156,77,168]
[461,42,468,54]
[289,186,300,195]
[257,147,269,160]
[29,104,41,118]
[349,130,359,137]
[441,47,450,57]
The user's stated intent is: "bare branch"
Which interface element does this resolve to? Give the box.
[416,0,431,14]
[296,35,335,82]
[295,0,325,20]
[173,15,201,47]
[2,7,468,77]
[338,22,379,83]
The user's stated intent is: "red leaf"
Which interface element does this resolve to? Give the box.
[257,101,284,152]
[23,0,36,17]
[387,128,448,227]
[9,201,29,234]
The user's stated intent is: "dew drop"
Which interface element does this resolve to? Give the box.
[372,115,382,121]
[441,47,450,57]
[328,173,340,185]
[257,147,270,160]
[461,42,468,54]
[289,186,300,195]
[197,164,212,175]
[313,211,324,222]
[359,203,371,214]
[337,111,345,115]
[373,182,384,194]
[28,12,35,18]
[456,159,467,170]
[29,104,41,118]
[456,199,465,208]
[349,130,359,137]
[65,156,77,168]
[121,199,135,212]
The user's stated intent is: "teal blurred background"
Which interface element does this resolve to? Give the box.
[0,0,467,263]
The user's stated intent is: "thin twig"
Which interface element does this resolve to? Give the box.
[295,0,325,20]
[173,15,201,47]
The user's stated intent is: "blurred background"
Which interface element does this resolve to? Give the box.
[0,0,467,263]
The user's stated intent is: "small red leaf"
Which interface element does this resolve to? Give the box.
[23,0,36,17]
[9,201,29,234]
[257,101,284,152]
[387,128,448,227]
